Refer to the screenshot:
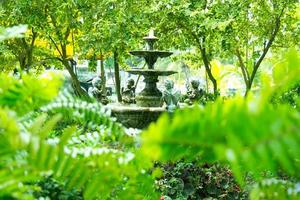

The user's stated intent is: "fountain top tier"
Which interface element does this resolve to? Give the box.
[129,29,173,69]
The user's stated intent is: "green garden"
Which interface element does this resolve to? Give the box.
[0,0,300,199]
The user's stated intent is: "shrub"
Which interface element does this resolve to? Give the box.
[156,160,248,200]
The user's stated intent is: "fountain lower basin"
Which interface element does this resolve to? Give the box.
[106,104,165,129]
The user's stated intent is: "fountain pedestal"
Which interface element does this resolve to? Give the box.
[127,69,177,107]
[136,74,161,107]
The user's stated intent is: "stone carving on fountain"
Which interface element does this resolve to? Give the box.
[184,79,205,105]
[88,77,109,105]
[127,30,177,107]
[121,78,136,104]
[161,80,181,112]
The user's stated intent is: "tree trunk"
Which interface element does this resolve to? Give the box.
[113,51,122,102]
[244,82,252,96]
[236,49,251,97]
[17,30,37,72]
[27,50,33,68]
[18,54,26,71]
[205,71,209,93]
[26,44,34,69]
[100,51,106,93]
[199,45,218,96]
[58,41,86,97]
[26,29,37,70]
[62,59,86,97]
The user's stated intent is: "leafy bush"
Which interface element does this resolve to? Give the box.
[34,176,83,200]
[156,161,247,200]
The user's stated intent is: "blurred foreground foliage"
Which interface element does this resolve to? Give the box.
[0,72,158,199]
[142,49,300,199]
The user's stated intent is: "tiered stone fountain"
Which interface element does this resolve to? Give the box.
[108,30,177,129]
[128,30,177,107]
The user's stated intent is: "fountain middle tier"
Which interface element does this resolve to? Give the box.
[127,69,177,76]
[127,69,177,107]
[130,50,173,69]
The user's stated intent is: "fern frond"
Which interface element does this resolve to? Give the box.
[0,73,61,116]
[250,178,300,200]
[1,109,155,199]
[141,98,300,184]
[41,92,124,134]
[0,74,158,199]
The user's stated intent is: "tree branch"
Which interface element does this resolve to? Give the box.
[236,48,250,88]
[249,7,285,87]
[48,35,63,58]
[64,27,70,45]
[30,27,38,48]
[176,19,218,94]
[199,41,218,94]
[48,11,65,52]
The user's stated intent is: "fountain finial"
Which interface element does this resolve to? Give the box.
[144,29,158,40]
[143,29,158,50]
[148,29,155,38]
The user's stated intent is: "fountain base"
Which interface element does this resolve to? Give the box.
[106,104,165,129]
[135,95,162,107]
